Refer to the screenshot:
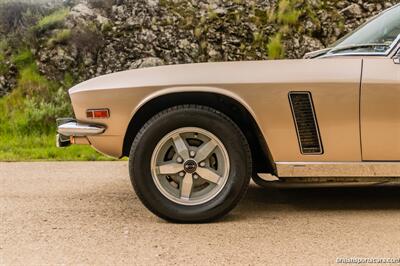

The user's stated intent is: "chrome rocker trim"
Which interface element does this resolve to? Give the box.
[276,162,400,178]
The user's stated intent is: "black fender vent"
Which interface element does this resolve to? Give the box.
[289,92,323,155]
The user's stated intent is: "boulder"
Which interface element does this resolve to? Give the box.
[130,57,165,69]
[340,4,363,17]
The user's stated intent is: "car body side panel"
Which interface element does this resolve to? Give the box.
[69,59,362,162]
[361,58,400,161]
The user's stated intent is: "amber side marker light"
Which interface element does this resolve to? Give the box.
[86,109,110,119]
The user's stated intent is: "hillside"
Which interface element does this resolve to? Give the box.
[0,0,398,160]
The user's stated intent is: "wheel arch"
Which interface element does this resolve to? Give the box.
[122,88,276,175]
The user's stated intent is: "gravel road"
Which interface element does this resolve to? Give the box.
[1,162,399,265]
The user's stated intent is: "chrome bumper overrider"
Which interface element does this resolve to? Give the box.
[58,121,105,136]
[56,118,105,147]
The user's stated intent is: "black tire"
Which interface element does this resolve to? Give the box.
[129,105,252,223]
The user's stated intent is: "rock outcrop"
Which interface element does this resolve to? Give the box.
[1,0,399,95]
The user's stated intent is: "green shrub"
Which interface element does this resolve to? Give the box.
[1,85,72,135]
[101,21,112,32]
[0,52,7,75]
[0,82,105,161]
[0,39,7,51]
[2,48,72,135]
[264,0,302,58]
[63,72,74,88]
[35,8,69,32]
[267,33,284,59]
[23,87,72,134]
[47,29,72,46]
[12,48,34,68]
[14,64,51,99]
[70,24,104,54]
[277,0,301,25]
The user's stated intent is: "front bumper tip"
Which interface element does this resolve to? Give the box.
[57,119,105,137]
[56,118,106,148]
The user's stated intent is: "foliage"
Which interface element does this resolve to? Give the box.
[100,21,112,32]
[264,0,305,59]
[87,0,114,14]
[0,53,7,75]
[47,29,72,46]
[0,2,110,161]
[0,46,105,161]
[1,48,72,135]
[70,23,104,55]
[275,0,301,25]
[0,1,43,34]
[11,48,34,68]
[35,7,69,32]
[160,0,308,60]
[0,39,7,51]
[267,33,284,59]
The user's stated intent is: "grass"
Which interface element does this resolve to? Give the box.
[0,134,114,161]
[276,0,301,25]
[0,52,7,75]
[12,48,35,69]
[47,29,71,46]
[35,7,69,32]
[267,33,284,59]
[0,40,7,74]
[0,97,118,161]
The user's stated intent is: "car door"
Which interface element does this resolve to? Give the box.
[361,56,400,161]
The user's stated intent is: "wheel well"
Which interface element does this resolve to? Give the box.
[122,92,276,175]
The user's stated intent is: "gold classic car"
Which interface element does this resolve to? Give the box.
[57,4,400,222]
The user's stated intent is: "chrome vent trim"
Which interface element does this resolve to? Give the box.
[289,92,323,155]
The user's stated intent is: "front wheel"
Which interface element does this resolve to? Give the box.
[129,105,252,222]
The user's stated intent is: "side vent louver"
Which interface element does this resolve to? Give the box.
[289,92,323,155]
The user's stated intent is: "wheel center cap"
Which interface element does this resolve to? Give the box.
[184,159,197,174]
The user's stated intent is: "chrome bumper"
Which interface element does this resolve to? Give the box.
[56,118,105,147]
[58,121,105,137]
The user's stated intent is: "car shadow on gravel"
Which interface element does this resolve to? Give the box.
[218,184,400,222]
[78,179,400,223]
[238,184,400,212]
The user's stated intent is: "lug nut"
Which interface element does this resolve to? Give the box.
[189,151,196,157]
[199,162,205,167]
[193,174,199,179]
[179,172,185,177]
[177,157,183,163]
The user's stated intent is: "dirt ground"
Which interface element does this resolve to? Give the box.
[1,162,399,265]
